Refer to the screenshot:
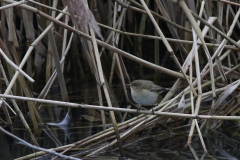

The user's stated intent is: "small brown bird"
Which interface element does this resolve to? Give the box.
[129,80,167,106]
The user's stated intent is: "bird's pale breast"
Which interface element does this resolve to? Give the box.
[131,89,158,105]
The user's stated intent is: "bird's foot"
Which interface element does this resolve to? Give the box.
[137,104,141,113]
[152,107,155,115]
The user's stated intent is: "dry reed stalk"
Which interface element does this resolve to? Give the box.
[0,62,39,146]
[98,21,239,50]
[48,23,69,102]
[21,2,35,88]
[0,126,81,160]
[153,2,160,83]
[90,28,124,156]
[3,2,18,47]
[214,0,240,7]
[37,30,73,108]
[28,0,66,14]
[161,17,216,103]
[207,8,240,64]
[109,2,120,84]
[229,6,240,29]
[2,0,240,158]
[0,48,34,82]
[119,0,192,33]
[155,0,188,56]
[184,8,240,131]
[186,29,206,149]
[2,0,188,80]
[35,7,69,108]
[110,1,130,102]
[62,0,103,40]
[1,41,41,134]
[1,2,62,95]
[0,0,25,10]
[2,92,240,120]
[0,80,236,157]
[99,7,127,55]
[137,0,148,74]
[62,11,69,61]
[97,84,106,130]
[11,45,42,135]
[123,0,216,42]
[45,0,58,95]
[217,1,224,43]
[0,2,67,137]
[140,0,197,96]
[164,64,240,117]
[178,0,216,98]
[216,101,240,128]
[201,41,240,79]
[186,1,204,141]
[197,0,205,26]
[190,10,240,49]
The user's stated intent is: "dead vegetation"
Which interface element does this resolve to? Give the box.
[1,0,240,159]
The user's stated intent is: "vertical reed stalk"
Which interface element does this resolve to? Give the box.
[140,0,198,97]
[90,28,125,156]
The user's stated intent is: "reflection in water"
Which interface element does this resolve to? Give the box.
[47,110,71,140]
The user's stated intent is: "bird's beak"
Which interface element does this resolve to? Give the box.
[126,84,131,86]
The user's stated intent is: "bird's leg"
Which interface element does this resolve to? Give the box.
[144,114,147,126]
[151,104,155,115]
[137,104,141,113]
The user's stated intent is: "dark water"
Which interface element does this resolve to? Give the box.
[1,16,240,159]
[1,73,240,160]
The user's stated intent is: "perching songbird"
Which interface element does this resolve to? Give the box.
[129,80,168,107]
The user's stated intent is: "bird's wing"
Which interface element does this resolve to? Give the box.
[151,85,165,92]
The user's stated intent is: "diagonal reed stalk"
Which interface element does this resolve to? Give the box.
[2,0,240,159]
[90,28,125,156]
